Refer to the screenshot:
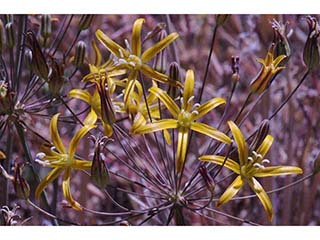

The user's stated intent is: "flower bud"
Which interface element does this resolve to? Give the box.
[78,15,94,31]
[40,14,52,39]
[231,56,240,82]
[48,57,65,96]
[91,137,110,189]
[272,19,291,66]
[24,49,33,70]
[199,166,215,193]
[5,22,15,49]
[250,119,270,152]
[73,41,86,68]
[153,30,167,74]
[216,14,229,27]
[13,164,30,200]
[167,62,181,98]
[143,22,166,42]
[303,16,320,70]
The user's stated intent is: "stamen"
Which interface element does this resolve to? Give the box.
[124,39,132,53]
[262,159,270,164]
[115,93,124,99]
[253,163,265,169]
[252,151,258,158]
[50,146,56,151]
[129,62,136,67]
[256,154,263,160]
[180,97,184,106]
[187,96,195,104]
[118,59,128,65]
[191,110,199,115]
[36,152,46,160]
[248,156,254,162]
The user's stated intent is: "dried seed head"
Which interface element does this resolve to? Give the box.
[13,164,30,200]
[250,119,270,152]
[5,22,15,49]
[303,16,320,70]
[74,41,87,68]
[199,166,215,193]
[78,15,94,31]
[153,30,168,73]
[40,14,52,39]
[216,14,229,27]
[231,56,240,82]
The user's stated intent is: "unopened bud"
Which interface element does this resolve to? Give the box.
[216,15,229,27]
[24,49,33,70]
[153,30,167,73]
[40,14,52,39]
[167,62,181,98]
[78,15,94,31]
[13,164,30,200]
[231,56,240,82]
[74,41,86,68]
[199,166,215,193]
[303,16,320,70]
[5,22,15,49]
[143,22,166,42]
[250,119,270,151]
[91,137,110,189]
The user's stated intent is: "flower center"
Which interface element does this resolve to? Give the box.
[178,110,192,128]
[126,54,142,70]
[241,150,270,178]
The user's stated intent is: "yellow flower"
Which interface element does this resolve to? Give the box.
[132,69,231,173]
[250,44,286,94]
[35,113,96,211]
[95,18,181,109]
[199,121,303,221]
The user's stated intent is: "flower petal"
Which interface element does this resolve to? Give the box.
[194,97,226,120]
[73,160,92,170]
[62,168,82,211]
[199,155,240,174]
[141,32,179,62]
[217,175,244,207]
[183,70,195,111]
[227,121,248,166]
[92,40,102,66]
[176,128,189,173]
[256,134,273,158]
[95,29,129,59]
[132,119,178,135]
[191,122,231,144]
[50,113,66,154]
[248,177,273,221]
[255,166,303,177]
[141,64,171,84]
[68,124,96,159]
[149,86,180,118]
[35,167,63,199]
[132,18,144,56]
[273,54,286,67]
[69,89,91,104]
[83,109,98,125]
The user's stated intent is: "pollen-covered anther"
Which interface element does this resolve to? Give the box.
[124,39,132,53]
[36,152,46,160]
[248,156,254,162]
[262,159,270,164]
[191,110,199,115]
[118,48,124,58]
[187,96,195,104]
[253,162,265,169]
[129,62,136,67]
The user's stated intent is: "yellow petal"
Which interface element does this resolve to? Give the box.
[176,128,189,173]
[73,160,92,170]
[103,122,113,137]
[163,129,172,145]
[83,109,98,125]
[149,86,180,118]
[35,167,63,199]
[132,119,178,135]
[255,166,303,177]
[194,97,226,120]
[256,134,273,158]
[68,124,96,159]
[273,54,286,67]
[191,122,231,144]
[199,155,240,174]
[131,113,147,133]
[132,18,145,56]
[50,113,66,154]
[248,177,273,221]
[124,76,138,107]
[95,29,129,59]
[227,121,248,166]
[217,175,244,207]
[92,40,102,66]
[62,168,82,211]
[141,32,179,62]
[141,64,171,84]
[183,70,195,111]
[69,89,92,104]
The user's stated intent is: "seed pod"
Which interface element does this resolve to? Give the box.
[216,14,229,27]
[313,152,320,174]
[25,30,49,80]
[40,14,52,39]
[91,137,110,189]
[153,30,168,74]
[231,56,240,82]
[272,19,291,66]
[250,119,270,152]
[13,164,30,200]
[5,22,15,49]
[78,15,94,31]
[0,20,4,54]
[303,16,320,70]
[199,166,215,193]
[167,62,181,98]
[48,57,65,96]
[73,41,86,68]
[143,22,166,42]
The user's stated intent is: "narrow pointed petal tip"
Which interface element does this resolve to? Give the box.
[216,175,244,207]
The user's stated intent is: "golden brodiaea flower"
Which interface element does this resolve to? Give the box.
[250,44,286,94]
[199,121,303,221]
[35,113,96,211]
[95,18,181,109]
[132,69,231,173]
